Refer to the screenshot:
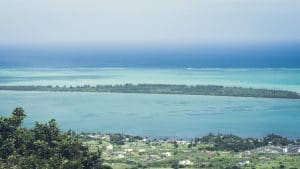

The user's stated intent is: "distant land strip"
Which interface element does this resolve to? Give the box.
[0,84,299,99]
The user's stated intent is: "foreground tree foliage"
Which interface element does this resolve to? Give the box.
[0,107,111,169]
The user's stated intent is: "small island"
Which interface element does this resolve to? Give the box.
[0,84,299,99]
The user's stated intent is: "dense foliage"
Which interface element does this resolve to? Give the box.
[0,84,299,99]
[0,107,111,169]
[194,133,293,152]
[263,133,290,146]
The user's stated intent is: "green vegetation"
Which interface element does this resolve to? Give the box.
[1,84,300,99]
[0,107,111,169]
[1,108,300,169]
[193,133,293,152]
[82,133,300,169]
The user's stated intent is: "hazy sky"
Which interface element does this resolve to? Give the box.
[0,0,300,45]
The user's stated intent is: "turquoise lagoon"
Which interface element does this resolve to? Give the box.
[0,68,300,138]
[1,68,300,92]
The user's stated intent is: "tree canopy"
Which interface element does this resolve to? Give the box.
[0,107,111,169]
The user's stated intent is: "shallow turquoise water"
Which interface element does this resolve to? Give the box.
[0,91,299,139]
[0,68,300,138]
[1,68,300,92]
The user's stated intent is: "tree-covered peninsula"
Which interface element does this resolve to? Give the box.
[0,84,299,99]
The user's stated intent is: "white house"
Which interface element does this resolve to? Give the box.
[179,160,193,166]
[116,154,125,159]
[106,145,113,150]
[162,152,172,157]
[177,140,188,145]
[238,160,250,166]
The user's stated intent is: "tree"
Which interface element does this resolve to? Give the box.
[0,107,111,169]
[263,134,289,146]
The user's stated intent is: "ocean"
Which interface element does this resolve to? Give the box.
[0,68,300,139]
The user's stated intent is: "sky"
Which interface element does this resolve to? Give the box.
[0,0,300,67]
[1,0,300,45]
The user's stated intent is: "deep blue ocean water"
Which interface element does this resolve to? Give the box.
[0,44,300,138]
[1,43,300,68]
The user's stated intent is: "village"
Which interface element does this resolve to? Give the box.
[80,133,300,169]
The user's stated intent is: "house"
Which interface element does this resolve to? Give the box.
[179,160,193,166]
[258,146,284,154]
[87,134,101,139]
[245,150,251,155]
[151,146,156,150]
[283,147,288,153]
[148,155,160,161]
[287,145,300,154]
[116,154,125,159]
[259,156,270,160]
[205,150,215,155]
[238,160,250,166]
[177,140,188,145]
[101,135,110,141]
[106,145,113,150]
[162,152,172,157]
